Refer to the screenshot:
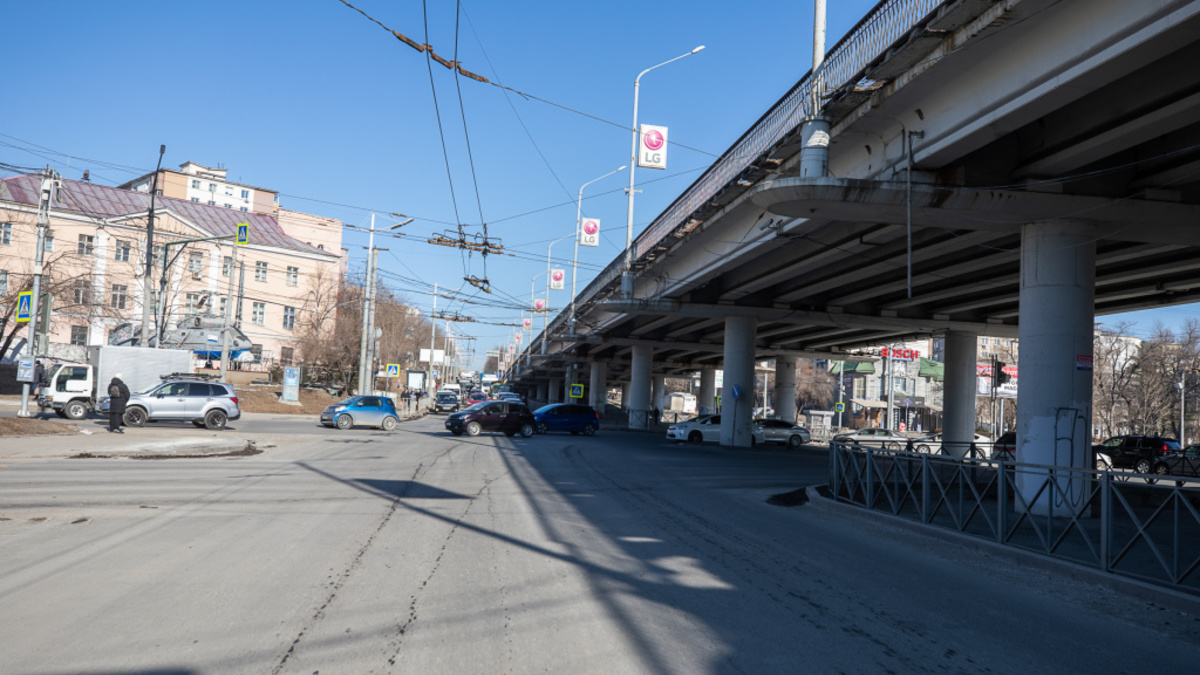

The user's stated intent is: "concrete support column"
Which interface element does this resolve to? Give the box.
[720,316,757,447]
[627,345,653,430]
[549,377,563,404]
[652,375,666,417]
[620,381,631,412]
[588,361,607,412]
[698,368,717,414]
[536,381,548,403]
[1016,219,1096,516]
[942,330,978,457]
[774,356,798,423]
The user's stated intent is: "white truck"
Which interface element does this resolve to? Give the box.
[40,345,193,420]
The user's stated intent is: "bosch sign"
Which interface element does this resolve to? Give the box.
[880,347,920,360]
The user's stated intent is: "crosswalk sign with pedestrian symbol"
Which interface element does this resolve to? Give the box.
[16,291,32,322]
[387,364,400,377]
[569,383,584,399]
[236,223,249,245]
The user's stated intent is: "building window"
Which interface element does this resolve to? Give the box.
[70,325,88,346]
[191,197,200,203]
[240,206,248,212]
[110,284,128,310]
[286,266,298,287]
[44,230,54,252]
[1,222,11,245]
[317,244,325,250]
[191,179,200,189]
[186,293,203,314]
[114,240,131,262]
[219,297,227,317]
[280,346,294,366]
[0,269,6,296]
[188,251,203,273]
[148,289,159,314]
[78,234,94,256]
[73,279,92,305]
[241,189,249,199]
[224,204,232,209]
[255,261,268,282]
[252,302,265,326]
[207,200,215,206]
[222,256,233,277]
[283,306,296,330]
[209,183,216,192]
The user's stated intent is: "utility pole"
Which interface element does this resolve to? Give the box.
[428,282,438,391]
[235,261,246,330]
[837,360,845,429]
[17,169,59,418]
[140,144,166,346]
[219,243,238,381]
[356,214,377,394]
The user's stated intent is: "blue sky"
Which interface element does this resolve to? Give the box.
[3,0,1192,367]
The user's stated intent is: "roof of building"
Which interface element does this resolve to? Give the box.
[0,174,330,256]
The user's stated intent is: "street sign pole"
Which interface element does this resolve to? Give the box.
[18,170,58,418]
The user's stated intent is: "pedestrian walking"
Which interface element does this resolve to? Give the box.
[107,373,130,433]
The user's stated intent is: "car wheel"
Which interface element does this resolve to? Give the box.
[381,416,398,432]
[204,410,228,430]
[886,442,901,450]
[336,413,353,430]
[688,431,703,444]
[582,424,596,436]
[535,422,548,434]
[916,444,931,453]
[1095,459,1109,471]
[520,423,535,438]
[788,434,803,448]
[1136,459,1152,475]
[466,421,481,437]
[65,400,88,420]
[123,407,147,427]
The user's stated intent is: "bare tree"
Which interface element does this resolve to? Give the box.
[795,359,835,411]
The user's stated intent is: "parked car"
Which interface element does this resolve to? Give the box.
[445,401,536,437]
[103,378,241,430]
[832,427,909,449]
[434,391,460,413]
[666,414,765,445]
[496,392,523,403]
[533,403,600,435]
[913,432,992,456]
[754,419,811,447]
[993,431,1016,459]
[1162,445,1200,478]
[1093,435,1180,474]
[321,395,400,431]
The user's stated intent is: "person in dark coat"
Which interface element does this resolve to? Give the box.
[107,373,130,433]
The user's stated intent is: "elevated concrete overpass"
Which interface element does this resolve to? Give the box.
[512,0,1200,510]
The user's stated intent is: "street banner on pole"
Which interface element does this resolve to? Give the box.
[638,124,668,169]
[550,269,565,290]
[523,317,532,329]
[534,299,546,311]
[580,219,600,247]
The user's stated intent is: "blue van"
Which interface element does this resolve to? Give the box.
[533,403,600,436]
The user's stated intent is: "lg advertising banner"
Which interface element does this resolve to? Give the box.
[638,124,668,169]
[550,269,565,290]
[534,299,546,311]
[523,317,532,329]
[580,218,600,247]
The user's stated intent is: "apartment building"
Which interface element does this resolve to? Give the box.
[0,174,344,368]
[120,161,279,215]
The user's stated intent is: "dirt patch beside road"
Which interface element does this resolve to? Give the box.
[234,387,342,415]
[0,417,78,436]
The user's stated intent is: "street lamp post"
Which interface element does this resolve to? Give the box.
[545,233,574,354]
[572,166,625,332]
[622,46,705,298]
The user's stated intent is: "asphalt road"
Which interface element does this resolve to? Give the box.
[2,415,1198,674]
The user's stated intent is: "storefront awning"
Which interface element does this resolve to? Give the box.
[832,361,876,375]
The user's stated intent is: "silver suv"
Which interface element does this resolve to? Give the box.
[109,379,241,430]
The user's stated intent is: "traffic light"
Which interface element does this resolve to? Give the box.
[995,362,1011,386]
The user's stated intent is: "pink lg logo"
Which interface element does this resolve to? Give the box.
[643,129,664,151]
[583,220,599,235]
[552,270,564,281]
[535,299,545,310]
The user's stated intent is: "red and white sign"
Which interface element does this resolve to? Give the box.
[881,347,920,360]
[515,333,522,343]
[580,218,600,247]
[638,124,668,170]
[523,317,532,329]
[534,299,546,311]
[550,268,565,291]
[1076,355,1093,371]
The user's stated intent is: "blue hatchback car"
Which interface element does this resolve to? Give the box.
[321,395,400,431]
[532,403,600,436]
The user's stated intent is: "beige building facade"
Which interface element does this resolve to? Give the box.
[0,174,344,369]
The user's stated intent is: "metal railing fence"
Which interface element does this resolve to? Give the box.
[830,442,1200,593]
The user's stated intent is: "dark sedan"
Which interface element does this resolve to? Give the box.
[445,401,536,437]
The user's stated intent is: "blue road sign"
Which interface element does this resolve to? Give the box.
[834,402,845,413]
[731,384,742,399]
[387,364,400,377]
[236,223,249,245]
[569,383,584,399]
[16,291,32,322]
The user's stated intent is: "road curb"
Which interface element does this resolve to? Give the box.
[803,485,1200,615]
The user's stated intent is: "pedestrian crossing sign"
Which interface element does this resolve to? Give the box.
[387,364,400,377]
[236,223,249,245]
[716,395,722,407]
[569,383,584,399]
[16,291,32,322]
